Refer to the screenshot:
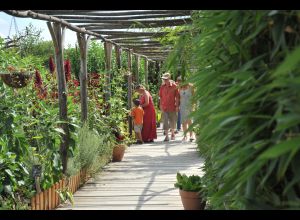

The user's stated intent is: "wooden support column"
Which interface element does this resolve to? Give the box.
[155,61,161,85]
[47,22,69,174]
[127,50,133,137]
[134,54,140,84]
[77,32,91,123]
[144,58,149,87]
[115,45,122,70]
[104,41,113,114]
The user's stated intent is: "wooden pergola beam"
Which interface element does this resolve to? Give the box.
[93,31,171,37]
[33,10,192,16]
[54,14,191,21]
[113,40,160,44]
[117,43,163,47]
[3,10,162,62]
[108,36,154,41]
[65,18,191,25]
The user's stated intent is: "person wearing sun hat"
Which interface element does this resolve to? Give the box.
[159,72,180,141]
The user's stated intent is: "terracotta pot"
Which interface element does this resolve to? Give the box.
[179,189,206,210]
[112,144,126,162]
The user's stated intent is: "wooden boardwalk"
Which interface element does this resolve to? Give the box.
[57,128,204,210]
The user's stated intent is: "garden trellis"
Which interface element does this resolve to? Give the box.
[2,10,192,174]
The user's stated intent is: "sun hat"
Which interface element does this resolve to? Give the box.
[161,73,171,79]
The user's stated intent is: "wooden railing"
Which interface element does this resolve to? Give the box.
[30,169,88,210]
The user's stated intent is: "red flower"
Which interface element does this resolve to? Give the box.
[49,56,55,73]
[89,72,100,87]
[34,70,43,88]
[34,70,47,99]
[64,59,71,82]
[73,79,80,87]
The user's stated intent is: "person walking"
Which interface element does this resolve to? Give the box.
[179,81,195,142]
[130,99,144,144]
[159,73,180,141]
[135,85,157,142]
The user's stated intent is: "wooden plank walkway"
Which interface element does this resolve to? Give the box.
[57,128,204,210]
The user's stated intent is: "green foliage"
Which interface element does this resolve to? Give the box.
[174,172,203,192]
[166,10,300,209]
[56,186,74,206]
[0,48,42,73]
[65,46,80,79]
[87,41,105,73]
[75,124,102,170]
[68,123,114,177]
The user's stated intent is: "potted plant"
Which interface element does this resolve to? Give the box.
[174,172,206,210]
[111,127,127,162]
[0,48,36,88]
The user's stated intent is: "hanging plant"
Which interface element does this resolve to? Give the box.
[0,49,37,88]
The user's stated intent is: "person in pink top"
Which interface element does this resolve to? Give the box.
[159,72,180,141]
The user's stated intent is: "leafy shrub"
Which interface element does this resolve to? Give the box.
[174,172,203,192]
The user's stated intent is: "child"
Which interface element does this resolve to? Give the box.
[130,99,144,144]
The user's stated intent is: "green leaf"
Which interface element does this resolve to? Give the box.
[273,46,300,77]
[5,169,14,177]
[275,114,300,132]
[259,137,300,159]
[53,128,65,135]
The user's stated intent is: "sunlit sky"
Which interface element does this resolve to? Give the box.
[0,11,78,47]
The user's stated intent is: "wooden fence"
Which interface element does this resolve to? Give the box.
[30,169,88,210]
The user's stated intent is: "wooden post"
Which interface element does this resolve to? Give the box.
[44,189,48,210]
[55,182,59,207]
[115,45,122,70]
[134,54,140,84]
[104,41,113,114]
[51,184,55,209]
[144,58,149,87]
[155,61,160,86]
[77,32,90,123]
[48,187,52,210]
[127,50,133,137]
[47,22,69,174]
[31,196,36,210]
[36,193,40,210]
[40,192,44,210]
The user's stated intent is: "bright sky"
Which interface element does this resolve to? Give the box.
[0,11,78,47]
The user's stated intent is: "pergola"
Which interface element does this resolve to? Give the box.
[2,10,192,173]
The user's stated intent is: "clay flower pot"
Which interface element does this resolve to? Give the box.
[112,144,126,162]
[179,189,206,210]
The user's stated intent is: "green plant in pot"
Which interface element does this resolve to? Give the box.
[174,172,206,210]
[111,126,128,162]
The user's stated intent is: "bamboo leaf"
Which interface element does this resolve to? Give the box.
[273,46,300,77]
[259,137,300,159]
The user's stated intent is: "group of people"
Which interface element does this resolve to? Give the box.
[130,72,195,144]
